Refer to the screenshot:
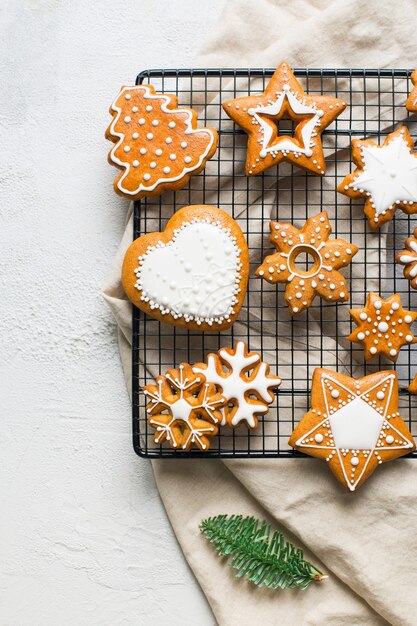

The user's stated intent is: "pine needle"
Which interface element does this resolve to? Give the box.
[200,514,325,590]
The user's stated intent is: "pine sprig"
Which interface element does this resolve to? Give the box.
[200,514,326,590]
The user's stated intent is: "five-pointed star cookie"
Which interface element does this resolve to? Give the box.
[255,211,358,315]
[406,69,417,112]
[289,369,415,492]
[338,127,417,229]
[222,61,347,176]
[348,292,417,362]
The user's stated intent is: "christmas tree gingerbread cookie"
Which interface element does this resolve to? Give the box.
[223,60,347,177]
[348,292,417,362]
[106,84,218,200]
[289,369,415,492]
[193,341,281,429]
[122,205,249,331]
[144,363,225,451]
[338,127,417,229]
[255,211,358,315]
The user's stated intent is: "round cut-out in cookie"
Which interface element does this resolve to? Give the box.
[223,60,346,177]
[338,127,417,229]
[122,205,249,331]
[396,227,417,290]
[193,341,281,429]
[106,85,218,200]
[255,211,358,315]
[349,292,417,362]
[144,363,225,451]
[289,369,415,492]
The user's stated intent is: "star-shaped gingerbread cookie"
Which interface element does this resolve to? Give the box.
[406,69,417,113]
[255,211,358,315]
[289,369,415,492]
[338,127,417,229]
[348,292,417,362]
[223,61,347,176]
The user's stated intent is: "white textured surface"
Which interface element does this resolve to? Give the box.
[0,1,225,624]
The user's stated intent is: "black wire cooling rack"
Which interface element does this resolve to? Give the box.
[132,67,417,458]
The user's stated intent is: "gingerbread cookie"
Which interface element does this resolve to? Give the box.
[409,374,417,394]
[106,84,218,200]
[222,61,347,177]
[144,363,225,451]
[406,69,417,112]
[338,127,417,229]
[396,227,417,290]
[255,211,358,315]
[289,369,415,492]
[193,341,281,429]
[348,292,417,362]
[122,205,249,331]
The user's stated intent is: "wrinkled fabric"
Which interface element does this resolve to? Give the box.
[103,1,417,623]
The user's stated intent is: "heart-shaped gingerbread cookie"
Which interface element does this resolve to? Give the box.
[122,205,249,331]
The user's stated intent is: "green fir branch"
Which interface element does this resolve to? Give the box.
[200,514,326,590]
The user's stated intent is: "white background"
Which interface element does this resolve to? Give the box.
[1,1,225,624]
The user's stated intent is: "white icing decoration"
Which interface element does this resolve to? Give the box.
[193,341,281,428]
[295,372,414,491]
[329,398,384,449]
[144,365,221,449]
[249,86,323,158]
[135,219,242,326]
[350,134,417,214]
[315,433,323,443]
[108,85,217,196]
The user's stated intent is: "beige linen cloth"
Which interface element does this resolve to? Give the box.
[103,1,417,623]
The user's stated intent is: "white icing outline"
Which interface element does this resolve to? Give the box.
[349,132,417,217]
[144,365,222,450]
[248,84,323,158]
[295,372,414,491]
[108,85,217,196]
[134,218,243,326]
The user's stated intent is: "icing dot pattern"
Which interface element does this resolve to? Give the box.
[256,211,358,315]
[348,292,417,362]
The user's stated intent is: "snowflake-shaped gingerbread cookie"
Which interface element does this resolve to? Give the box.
[255,211,358,315]
[338,127,417,229]
[193,341,281,429]
[289,369,415,492]
[396,227,417,290]
[143,364,225,451]
[106,84,218,200]
[349,292,417,362]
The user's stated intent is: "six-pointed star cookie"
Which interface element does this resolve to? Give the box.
[289,369,415,492]
[222,60,347,176]
[255,211,358,315]
[406,69,417,112]
[338,127,417,229]
[348,292,417,362]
